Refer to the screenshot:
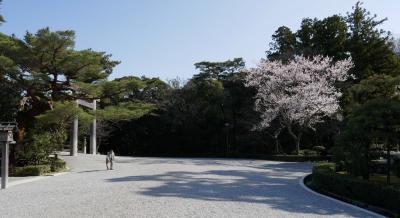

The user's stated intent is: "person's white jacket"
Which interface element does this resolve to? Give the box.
[107,151,115,161]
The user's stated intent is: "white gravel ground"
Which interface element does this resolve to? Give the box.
[0,153,380,218]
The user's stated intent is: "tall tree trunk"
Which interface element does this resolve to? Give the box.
[295,134,302,155]
[287,124,302,155]
[274,137,280,154]
[265,125,282,154]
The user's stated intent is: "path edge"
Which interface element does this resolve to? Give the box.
[7,171,69,188]
[299,174,385,218]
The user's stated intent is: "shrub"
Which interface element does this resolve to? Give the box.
[291,149,319,156]
[312,146,326,155]
[311,165,400,214]
[370,148,385,160]
[264,155,326,162]
[229,153,328,162]
[11,165,51,177]
[291,150,304,155]
[313,162,336,173]
[50,158,66,172]
[18,128,67,165]
[304,149,319,156]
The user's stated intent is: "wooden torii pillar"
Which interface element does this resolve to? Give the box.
[70,99,99,156]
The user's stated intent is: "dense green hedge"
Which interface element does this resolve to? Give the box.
[312,162,336,173]
[230,154,327,162]
[50,158,66,172]
[265,155,326,162]
[11,165,51,177]
[311,164,400,214]
[10,159,66,177]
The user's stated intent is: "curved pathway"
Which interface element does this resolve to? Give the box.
[0,154,380,217]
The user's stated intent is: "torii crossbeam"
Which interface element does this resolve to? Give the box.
[70,99,99,156]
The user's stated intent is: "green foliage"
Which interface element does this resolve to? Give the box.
[139,77,171,104]
[267,2,400,81]
[102,58,258,156]
[0,27,119,148]
[98,76,170,107]
[35,102,86,127]
[228,154,326,162]
[35,101,93,140]
[50,158,66,172]
[304,149,319,156]
[263,2,400,167]
[97,102,154,121]
[290,149,319,156]
[15,101,90,164]
[11,165,51,177]
[346,2,400,81]
[297,16,348,60]
[99,77,143,106]
[19,28,119,87]
[19,129,67,165]
[313,162,336,173]
[1,1,399,164]
[336,98,400,178]
[311,168,400,214]
[312,146,326,154]
[267,26,296,61]
[10,158,65,176]
[262,155,325,162]
[0,78,20,121]
[194,58,245,80]
[347,74,400,108]
[267,16,349,61]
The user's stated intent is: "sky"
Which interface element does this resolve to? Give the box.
[1,0,400,81]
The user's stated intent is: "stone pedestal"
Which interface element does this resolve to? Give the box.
[1,142,9,189]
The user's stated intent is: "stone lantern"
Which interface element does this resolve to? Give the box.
[0,122,17,189]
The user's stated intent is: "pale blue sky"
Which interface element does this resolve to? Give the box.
[1,0,399,80]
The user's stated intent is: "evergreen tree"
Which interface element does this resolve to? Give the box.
[266,26,296,62]
[346,2,400,81]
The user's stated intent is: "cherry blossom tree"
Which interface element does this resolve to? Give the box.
[245,55,353,154]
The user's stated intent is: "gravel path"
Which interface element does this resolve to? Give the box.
[0,153,380,218]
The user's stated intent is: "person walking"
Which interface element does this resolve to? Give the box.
[106,149,115,170]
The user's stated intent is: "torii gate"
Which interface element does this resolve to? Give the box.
[70,99,99,156]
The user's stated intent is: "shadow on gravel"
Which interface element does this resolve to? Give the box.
[77,170,108,173]
[105,163,367,217]
[116,158,314,171]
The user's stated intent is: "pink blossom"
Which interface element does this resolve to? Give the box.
[245,55,353,130]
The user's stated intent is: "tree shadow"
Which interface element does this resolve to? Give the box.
[115,157,315,171]
[76,169,107,173]
[105,168,370,216]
